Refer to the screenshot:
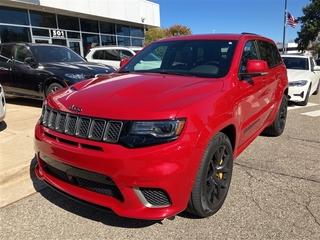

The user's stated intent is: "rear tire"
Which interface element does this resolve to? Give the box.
[263,94,287,136]
[186,132,233,218]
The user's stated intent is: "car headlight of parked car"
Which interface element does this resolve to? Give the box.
[289,80,308,87]
[65,73,86,80]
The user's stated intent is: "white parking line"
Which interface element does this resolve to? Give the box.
[301,110,320,117]
[287,102,318,111]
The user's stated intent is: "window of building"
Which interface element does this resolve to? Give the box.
[117,36,130,46]
[0,6,29,25]
[116,24,130,36]
[0,25,31,43]
[57,15,79,31]
[80,19,98,33]
[130,27,144,38]
[131,38,144,47]
[82,33,99,56]
[32,28,50,37]
[100,22,115,34]
[30,10,57,28]
[101,35,116,45]
[67,31,81,39]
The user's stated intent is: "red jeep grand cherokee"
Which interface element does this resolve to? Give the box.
[34,33,288,220]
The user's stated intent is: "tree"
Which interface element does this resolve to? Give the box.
[295,0,320,52]
[165,24,192,37]
[144,24,192,46]
[144,27,166,46]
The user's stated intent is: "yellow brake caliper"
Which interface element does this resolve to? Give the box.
[217,159,223,179]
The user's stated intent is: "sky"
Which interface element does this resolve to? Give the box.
[150,0,311,44]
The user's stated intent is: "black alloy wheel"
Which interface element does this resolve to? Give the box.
[46,83,63,96]
[187,132,233,218]
[263,94,288,136]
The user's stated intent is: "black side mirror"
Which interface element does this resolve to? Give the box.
[24,57,38,68]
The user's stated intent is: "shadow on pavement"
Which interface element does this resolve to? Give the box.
[6,97,43,108]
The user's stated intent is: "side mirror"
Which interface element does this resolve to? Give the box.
[239,60,269,79]
[24,57,38,68]
[120,58,130,68]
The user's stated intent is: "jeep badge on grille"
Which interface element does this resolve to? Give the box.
[68,105,82,113]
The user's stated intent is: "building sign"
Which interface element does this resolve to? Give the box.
[52,30,65,38]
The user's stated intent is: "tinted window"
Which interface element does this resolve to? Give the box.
[120,50,134,59]
[80,19,98,32]
[240,40,258,73]
[0,45,13,62]
[282,57,308,70]
[30,10,56,28]
[257,40,282,68]
[32,28,50,37]
[0,25,31,43]
[117,37,131,46]
[270,42,282,65]
[58,15,79,31]
[0,6,29,25]
[14,46,33,64]
[130,27,144,38]
[101,35,116,45]
[116,25,130,36]
[31,46,84,62]
[100,22,115,34]
[257,41,273,68]
[121,40,237,78]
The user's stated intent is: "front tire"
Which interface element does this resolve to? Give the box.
[313,80,319,95]
[186,132,233,218]
[46,83,63,97]
[263,94,287,136]
[297,84,311,106]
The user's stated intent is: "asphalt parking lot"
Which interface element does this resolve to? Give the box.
[0,95,319,239]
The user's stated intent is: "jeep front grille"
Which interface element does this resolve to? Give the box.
[41,106,123,143]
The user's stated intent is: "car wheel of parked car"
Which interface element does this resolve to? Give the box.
[263,94,287,136]
[298,84,311,106]
[46,83,63,96]
[313,81,319,95]
[187,132,233,218]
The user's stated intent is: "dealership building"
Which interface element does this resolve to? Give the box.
[0,0,160,57]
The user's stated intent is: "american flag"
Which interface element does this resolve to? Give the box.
[287,12,297,28]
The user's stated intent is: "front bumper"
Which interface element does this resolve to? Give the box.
[34,121,201,220]
[288,85,308,102]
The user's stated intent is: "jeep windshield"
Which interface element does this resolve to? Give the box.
[119,39,237,78]
[31,45,85,63]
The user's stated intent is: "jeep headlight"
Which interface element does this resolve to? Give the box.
[65,73,86,79]
[130,119,185,138]
[289,80,308,87]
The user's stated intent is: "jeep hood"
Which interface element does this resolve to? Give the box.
[47,73,224,119]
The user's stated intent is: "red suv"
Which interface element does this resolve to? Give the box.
[34,33,288,220]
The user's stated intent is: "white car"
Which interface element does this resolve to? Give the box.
[0,83,6,124]
[282,54,320,106]
[85,46,136,69]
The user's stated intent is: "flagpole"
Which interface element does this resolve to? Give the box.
[282,0,288,54]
